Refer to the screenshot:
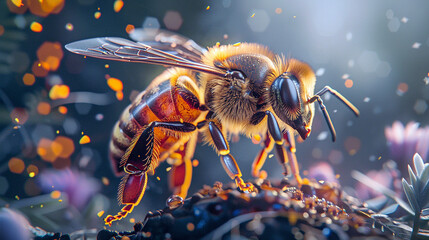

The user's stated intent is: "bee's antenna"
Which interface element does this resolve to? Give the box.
[309,86,360,142]
[309,95,336,142]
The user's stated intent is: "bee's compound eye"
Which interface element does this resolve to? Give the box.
[279,76,300,112]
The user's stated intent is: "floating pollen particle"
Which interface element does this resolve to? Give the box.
[113,0,124,12]
[79,135,91,144]
[94,11,101,19]
[107,77,123,92]
[65,23,74,31]
[30,22,43,32]
[97,210,105,217]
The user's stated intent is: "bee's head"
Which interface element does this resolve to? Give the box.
[270,73,313,139]
[268,59,316,140]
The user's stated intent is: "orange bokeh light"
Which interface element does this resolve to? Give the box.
[6,0,28,14]
[114,0,124,12]
[8,157,25,174]
[28,0,64,17]
[32,60,49,77]
[30,22,43,32]
[37,136,75,162]
[37,42,64,72]
[58,106,68,114]
[125,24,135,34]
[116,91,124,101]
[107,77,123,91]
[49,84,70,100]
[37,102,51,115]
[94,11,101,19]
[79,135,91,144]
[0,25,4,36]
[345,79,354,88]
[23,73,36,86]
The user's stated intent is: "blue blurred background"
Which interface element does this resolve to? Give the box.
[0,0,428,233]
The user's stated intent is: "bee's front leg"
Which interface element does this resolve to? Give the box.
[265,111,302,186]
[205,120,257,193]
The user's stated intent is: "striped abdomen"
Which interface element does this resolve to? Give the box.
[109,69,202,176]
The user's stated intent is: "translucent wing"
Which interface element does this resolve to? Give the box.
[129,28,206,63]
[65,37,225,77]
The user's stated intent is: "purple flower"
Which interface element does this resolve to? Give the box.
[385,121,429,163]
[37,168,100,210]
[355,169,394,201]
[307,161,338,183]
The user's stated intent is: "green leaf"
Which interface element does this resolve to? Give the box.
[414,153,425,177]
[420,164,429,188]
[402,178,419,212]
[379,203,399,215]
[409,165,419,193]
[394,196,415,215]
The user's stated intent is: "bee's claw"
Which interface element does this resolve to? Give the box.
[235,177,257,193]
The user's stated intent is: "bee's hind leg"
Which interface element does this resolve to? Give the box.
[168,133,198,198]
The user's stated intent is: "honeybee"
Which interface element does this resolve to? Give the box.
[66,29,359,226]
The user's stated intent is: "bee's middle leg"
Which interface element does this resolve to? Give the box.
[202,120,256,193]
[251,132,274,179]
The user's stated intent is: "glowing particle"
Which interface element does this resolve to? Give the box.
[107,77,123,91]
[30,22,43,32]
[23,73,36,86]
[50,190,61,199]
[233,42,241,47]
[56,130,59,134]
[8,157,25,174]
[79,135,91,144]
[251,13,255,18]
[344,79,353,88]
[15,195,20,200]
[58,106,68,114]
[37,102,51,115]
[95,113,104,121]
[397,82,408,96]
[315,68,325,76]
[293,16,296,19]
[104,64,109,68]
[186,222,195,231]
[215,42,220,47]
[166,167,172,172]
[412,42,421,49]
[156,176,161,181]
[335,174,340,179]
[125,24,135,34]
[49,84,70,100]
[97,210,105,217]
[206,6,210,10]
[102,177,110,186]
[27,164,39,177]
[113,0,124,12]
[94,11,101,19]
[223,34,228,39]
[11,0,24,7]
[192,159,199,167]
[116,91,124,101]
[14,118,19,123]
[342,74,350,79]
[129,218,135,223]
[275,8,282,14]
[59,199,62,202]
[401,17,408,23]
[65,23,74,31]
[268,154,274,158]
[363,97,370,102]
